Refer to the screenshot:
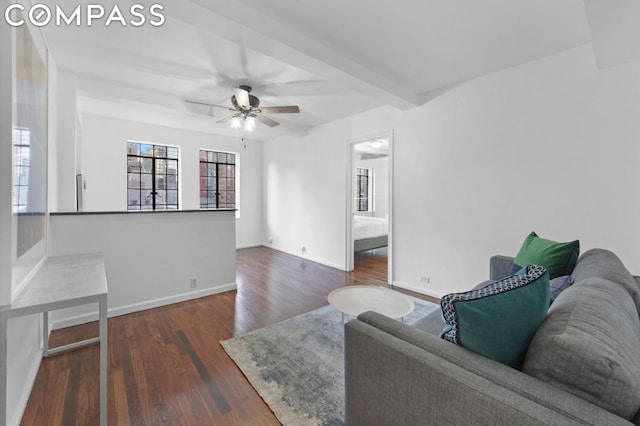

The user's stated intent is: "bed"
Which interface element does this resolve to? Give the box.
[353,216,388,252]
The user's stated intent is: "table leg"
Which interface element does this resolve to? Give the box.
[0,313,7,426]
[99,296,107,426]
[42,311,49,357]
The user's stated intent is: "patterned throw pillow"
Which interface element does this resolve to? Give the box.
[511,232,579,279]
[440,265,550,368]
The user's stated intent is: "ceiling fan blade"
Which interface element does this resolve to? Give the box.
[233,87,251,109]
[257,106,300,114]
[255,114,280,128]
[185,99,233,110]
[217,114,239,124]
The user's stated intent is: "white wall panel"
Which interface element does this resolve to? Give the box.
[393,45,640,297]
[48,211,236,328]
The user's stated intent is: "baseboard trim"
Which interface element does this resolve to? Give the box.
[9,348,42,426]
[50,283,238,330]
[392,280,445,300]
[236,243,262,249]
[264,244,346,271]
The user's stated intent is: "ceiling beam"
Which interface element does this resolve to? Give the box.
[168,1,421,110]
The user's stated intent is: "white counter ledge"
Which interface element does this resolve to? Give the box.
[0,253,108,426]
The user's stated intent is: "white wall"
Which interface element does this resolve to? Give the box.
[263,44,640,298]
[0,0,13,307]
[51,73,78,212]
[58,113,263,248]
[393,44,640,297]
[263,106,402,269]
[48,211,237,328]
[1,20,59,425]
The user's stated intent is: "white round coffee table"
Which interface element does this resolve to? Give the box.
[327,285,414,323]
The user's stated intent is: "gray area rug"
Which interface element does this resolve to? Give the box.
[220,296,439,425]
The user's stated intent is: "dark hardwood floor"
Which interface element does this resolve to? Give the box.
[21,246,436,425]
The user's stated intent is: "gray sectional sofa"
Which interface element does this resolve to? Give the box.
[344,249,640,425]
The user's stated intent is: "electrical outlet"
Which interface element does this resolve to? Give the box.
[190,277,198,288]
[420,276,430,284]
[268,237,273,244]
[301,246,306,254]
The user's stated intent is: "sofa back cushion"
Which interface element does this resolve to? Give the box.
[572,248,640,311]
[522,277,640,420]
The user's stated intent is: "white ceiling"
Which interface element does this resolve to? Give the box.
[354,138,390,157]
[38,0,640,141]
[584,0,640,70]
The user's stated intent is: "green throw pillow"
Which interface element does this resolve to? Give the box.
[440,265,550,369]
[511,232,579,279]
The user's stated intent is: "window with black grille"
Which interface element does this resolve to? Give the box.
[199,150,236,210]
[127,142,179,211]
[356,167,370,212]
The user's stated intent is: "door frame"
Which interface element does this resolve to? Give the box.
[345,130,394,285]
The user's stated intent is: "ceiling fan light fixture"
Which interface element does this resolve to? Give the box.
[244,116,256,132]
[192,86,300,132]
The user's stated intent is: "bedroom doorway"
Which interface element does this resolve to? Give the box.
[346,131,393,284]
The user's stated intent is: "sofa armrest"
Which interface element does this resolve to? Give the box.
[344,312,631,426]
[490,254,514,280]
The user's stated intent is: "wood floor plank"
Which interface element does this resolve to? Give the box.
[50,367,70,424]
[111,367,131,425]
[176,329,231,414]
[21,246,435,425]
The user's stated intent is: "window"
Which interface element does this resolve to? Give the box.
[12,127,31,213]
[356,167,370,212]
[127,142,179,210]
[199,150,236,209]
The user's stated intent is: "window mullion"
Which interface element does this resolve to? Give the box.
[151,158,156,210]
[216,162,221,209]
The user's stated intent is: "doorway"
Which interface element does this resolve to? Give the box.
[346,131,393,284]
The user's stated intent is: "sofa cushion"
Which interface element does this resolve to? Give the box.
[549,275,572,304]
[440,265,549,368]
[511,232,579,279]
[522,277,640,420]
[411,309,446,336]
[412,280,501,336]
[571,248,640,311]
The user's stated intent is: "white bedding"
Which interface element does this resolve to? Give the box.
[353,216,388,240]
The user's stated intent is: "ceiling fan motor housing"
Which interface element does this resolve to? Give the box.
[231,94,260,109]
[231,85,260,109]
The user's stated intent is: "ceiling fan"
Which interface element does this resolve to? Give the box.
[185,85,300,130]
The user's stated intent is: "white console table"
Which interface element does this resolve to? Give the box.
[0,253,108,426]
